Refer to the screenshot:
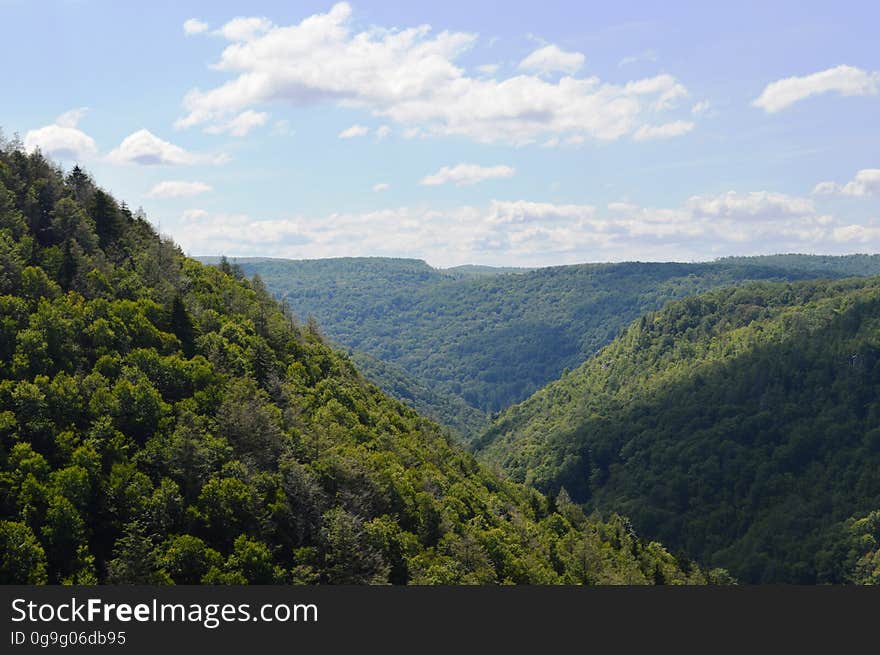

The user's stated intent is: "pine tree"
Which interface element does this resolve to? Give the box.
[90,190,125,249]
[170,295,196,357]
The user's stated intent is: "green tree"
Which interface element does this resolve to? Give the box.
[320,508,389,584]
[0,520,48,584]
[106,521,170,584]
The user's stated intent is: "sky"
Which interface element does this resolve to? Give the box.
[1,0,879,267]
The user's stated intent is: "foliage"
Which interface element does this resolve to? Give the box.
[478,278,880,582]
[219,255,880,437]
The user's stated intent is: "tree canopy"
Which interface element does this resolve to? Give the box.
[221,255,880,438]
[478,278,880,583]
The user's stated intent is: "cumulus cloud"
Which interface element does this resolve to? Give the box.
[216,17,273,42]
[175,2,695,145]
[204,110,268,137]
[148,181,213,198]
[518,44,585,75]
[24,108,98,160]
[625,74,688,110]
[338,124,369,139]
[183,18,209,35]
[753,65,880,113]
[632,120,694,141]
[812,181,838,196]
[833,223,880,243]
[421,163,515,186]
[375,125,392,139]
[814,169,880,197]
[687,191,815,220]
[107,129,229,165]
[373,183,390,192]
[841,169,880,196]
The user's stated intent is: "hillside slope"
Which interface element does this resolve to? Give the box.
[348,351,488,437]
[0,141,708,585]
[224,256,880,431]
[477,279,880,582]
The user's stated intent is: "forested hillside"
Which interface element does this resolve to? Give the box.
[477,279,880,583]
[0,139,711,585]
[224,256,880,436]
[348,351,488,437]
[721,254,880,277]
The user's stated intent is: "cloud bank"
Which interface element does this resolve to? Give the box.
[171,188,875,268]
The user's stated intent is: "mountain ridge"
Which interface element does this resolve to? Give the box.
[217,254,880,436]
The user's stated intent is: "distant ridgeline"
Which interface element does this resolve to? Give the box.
[477,279,880,583]
[205,254,880,440]
[0,140,710,585]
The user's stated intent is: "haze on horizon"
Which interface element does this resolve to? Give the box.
[2,0,878,268]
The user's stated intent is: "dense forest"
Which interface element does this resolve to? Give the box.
[477,279,880,583]
[348,351,488,438]
[223,255,880,438]
[0,138,715,585]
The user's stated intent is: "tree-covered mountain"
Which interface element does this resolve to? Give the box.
[0,139,712,585]
[720,254,880,277]
[220,256,880,436]
[477,278,880,583]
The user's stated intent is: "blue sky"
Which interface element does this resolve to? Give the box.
[2,0,878,266]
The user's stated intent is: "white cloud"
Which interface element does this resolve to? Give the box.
[477,63,500,76]
[217,16,273,42]
[625,74,688,110]
[175,212,312,254]
[55,107,89,128]
[691,100,711,115]
[204,110,268,137]
[421,163,515,186]
[372,183,390,192]
[183,18,209,35]
[687,191,814,220]
[338,124,369,139]
[148,181,213,198]
[833,224,880,242]
[841,169,880,196]
[753,65,880,113]
[484,200,596,225]
[175,3,694,146]
[812,169,880,197]
[518,44,585,75]
[633,120,694,141]
[107,129,229,165]
[24,108,98,160]
[812,181,838,195]
[376,125,392,139]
